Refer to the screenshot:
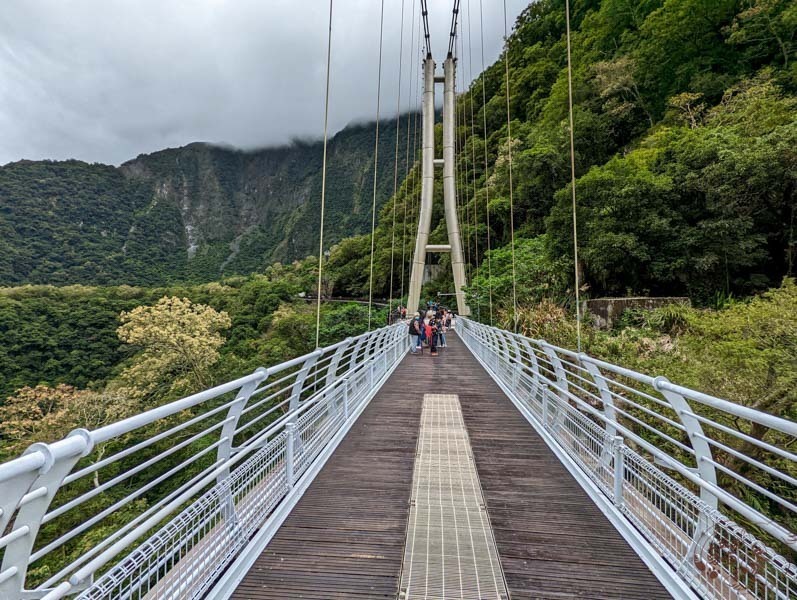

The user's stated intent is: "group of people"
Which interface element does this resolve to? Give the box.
[407,303,453,357]
[387,305,409,325]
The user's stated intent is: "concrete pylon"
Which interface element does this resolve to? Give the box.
[406,54,471,316]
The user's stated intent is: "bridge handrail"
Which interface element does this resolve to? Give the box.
[552,346,797,437]
[0,323,407,599]
[459,317,796,600]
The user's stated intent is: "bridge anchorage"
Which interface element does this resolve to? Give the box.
[0,321,793,599]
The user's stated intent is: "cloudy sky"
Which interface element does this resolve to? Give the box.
[0,0,529,166]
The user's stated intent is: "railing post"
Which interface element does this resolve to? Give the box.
[375,327,391,379]
[582,358,618,466]
[0,434,90,596]
[479,323,491,361]
[519,338,544,407]
[348,336,367,374]
[542,344,568,433]
[326,340,351,420]
[289,352,322,412]
[542,343,569,397]
[325,339,351,388]
[541,382,550,429]
[506,333,523,393]
[613,436,625,507]
[654,376,718,510]
[285,422,297,490]
[489,329,502,370]
[343,376,350,421]
[217,369,267,483]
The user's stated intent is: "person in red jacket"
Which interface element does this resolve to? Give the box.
[428,318,439,356]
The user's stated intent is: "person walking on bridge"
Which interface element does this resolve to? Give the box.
[409,313,422,354]
[428,318,439,356]
[438,311,448,348]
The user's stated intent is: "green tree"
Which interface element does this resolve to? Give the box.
[115,296,232,398]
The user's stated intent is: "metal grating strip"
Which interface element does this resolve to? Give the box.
[399,394,508,600]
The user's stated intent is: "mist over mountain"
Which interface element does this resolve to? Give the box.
[0,117,412,285]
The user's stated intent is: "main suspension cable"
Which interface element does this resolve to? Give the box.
[565,0,583,351]
[503,0,518,332]
[388,0,406,316]
[478,0,494,326]
[314,0,334,349]
[367,0,386,330]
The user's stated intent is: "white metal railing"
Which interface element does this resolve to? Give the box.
[459,317,797,600]
[0,323,407,599]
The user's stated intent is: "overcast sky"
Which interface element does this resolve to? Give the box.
[0,0,529,166]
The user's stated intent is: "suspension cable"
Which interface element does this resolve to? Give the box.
[565,0,583,351]
[457,24,472,280]
[388,0,406,317]
[400,3,421,304]
[421,0,432,57]
[448,0,461,56]
[409,49,422,273]
[367,0,386,330]
[478,0,494,326]
[454,37,466,279]
[465,0,480,287]
[315,0,334,349]
[503,0,518,332]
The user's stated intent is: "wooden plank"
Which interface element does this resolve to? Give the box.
[449,334,672,600]
[232,332,672,599]
[231,345,425,599]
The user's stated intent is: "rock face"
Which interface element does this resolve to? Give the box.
[0,117,409,286]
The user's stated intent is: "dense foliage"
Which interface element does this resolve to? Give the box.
[332,0,795,312]
[0,262,383,400]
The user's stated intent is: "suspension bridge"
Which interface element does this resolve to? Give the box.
[0,1,795,599]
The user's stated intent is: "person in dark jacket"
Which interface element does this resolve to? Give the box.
[408,313,422,354]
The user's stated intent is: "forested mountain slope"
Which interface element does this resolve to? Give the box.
[343,0,795,311]
[0,118,408,286]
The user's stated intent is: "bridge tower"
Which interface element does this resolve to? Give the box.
[407,53,470,316]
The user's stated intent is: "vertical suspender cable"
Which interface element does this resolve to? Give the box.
[388,0,406,317]
[454,39,467,279]
[503,0,518,332]
[564,0,582,352]
[315,0,334,349]
[400,5,420,304]
[367,0,386,330]
[478,0,493,326]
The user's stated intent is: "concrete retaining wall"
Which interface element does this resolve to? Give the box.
[584,297,690,329]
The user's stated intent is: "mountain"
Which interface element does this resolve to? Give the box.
[348,0,796,309]
[0,117,412,286]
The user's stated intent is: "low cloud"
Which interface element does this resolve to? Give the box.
[0,0,528,165]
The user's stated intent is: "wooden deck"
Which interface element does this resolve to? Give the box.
[232,332,671,599]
